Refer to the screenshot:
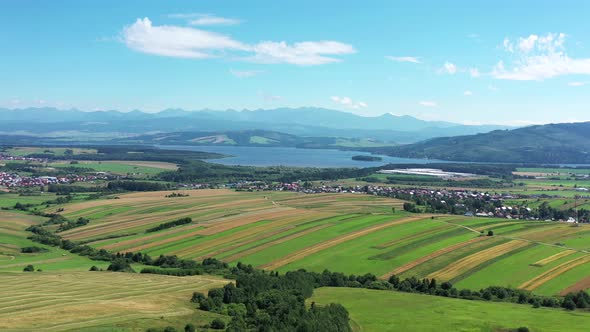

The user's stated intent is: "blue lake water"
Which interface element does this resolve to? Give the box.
[158,145,446,168]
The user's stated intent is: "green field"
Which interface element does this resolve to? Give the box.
[44,189,590,296]
[5,146,98,156]
[310,287,590,332]
[0,210,112,272]
[50,160,173,176]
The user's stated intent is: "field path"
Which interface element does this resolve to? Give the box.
[259,215,434,271]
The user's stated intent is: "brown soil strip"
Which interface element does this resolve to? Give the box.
[259,215,433,271]
[380,236,489,279]
[559,275,590,295]
[519,255,590,291]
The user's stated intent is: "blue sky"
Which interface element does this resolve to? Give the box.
[1,0,590,125]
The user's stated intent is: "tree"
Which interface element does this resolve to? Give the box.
[89,265,100,271]
[403,202,417,212]
[563,299,577,311]
[163,327,177,332]
[210,318,226,330]
[184,324,195,332]
[23,264,35,272]
[391,207,396,214]
[487,230,494,236]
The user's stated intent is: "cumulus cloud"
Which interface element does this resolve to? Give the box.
[464,90,473,96]
[330,96,367,109]
[121,17,355,65]
[440,62,457,74]
[385,56,421,63]
[121,18,246,58]
[419,101,437,107]
[469,68,481,77]
[493,33,590,80]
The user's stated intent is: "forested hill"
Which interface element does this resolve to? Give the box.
[369,122,590,164]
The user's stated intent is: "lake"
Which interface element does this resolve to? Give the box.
[158,145,445,168]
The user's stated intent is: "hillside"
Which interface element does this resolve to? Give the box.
[118,129,395,149]
[372,122,590,164]
[0,107,510,143]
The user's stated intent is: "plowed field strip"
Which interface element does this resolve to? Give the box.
[559,275,590,295]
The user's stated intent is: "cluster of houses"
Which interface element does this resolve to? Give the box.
[0,154,47,163]
[0,172,105,188]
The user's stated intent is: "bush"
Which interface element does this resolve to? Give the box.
[89,265,100,271]
[184,323,195,332]
[210,318,226,330]
[487,230,494,236]
[23,264,35,272]
[107,259,135,273]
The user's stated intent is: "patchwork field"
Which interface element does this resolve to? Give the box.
[310,287,590,332]
[49,189,590,296]
[0,210,107,272]
[0,271,228,331]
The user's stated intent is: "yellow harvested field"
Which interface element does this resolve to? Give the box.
[428,240,529,281]
[0,271,228,331]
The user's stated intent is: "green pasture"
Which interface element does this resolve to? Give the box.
[310,287,590,332]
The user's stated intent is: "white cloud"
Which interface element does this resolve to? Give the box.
[488,85,499,91]
[385,56,421,63]
[419,101,437,107]
[568,81,588,86]
[169,13,241,26]
[464,90,473,96]
[330,96,367,109]
[440,62,457,74]
[469,68,481,77]
[251,41,355,65]
[230,69,263,78]
[190,15,240,26]
[121,17,246,59]
[493,32,590,80]
[121,18,354,65]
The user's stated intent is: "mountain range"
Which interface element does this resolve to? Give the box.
[369,122,590,164]
[0,107,510,143]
